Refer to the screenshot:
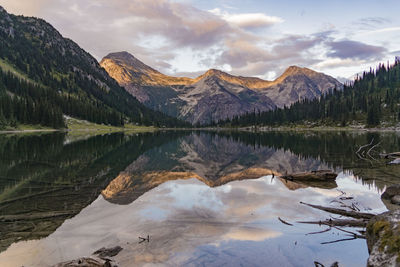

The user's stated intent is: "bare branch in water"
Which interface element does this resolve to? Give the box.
[321,236,358,245]
[300,202,375,219]
[306,227,332,235]
[278,217,293,226]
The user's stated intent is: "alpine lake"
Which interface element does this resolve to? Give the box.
[0,130,399,267]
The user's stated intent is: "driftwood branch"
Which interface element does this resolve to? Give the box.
[314,261,339,267]
[278,217,293,226]
[331,226,365,239]
[321,236,358,245]
[306,227,331,235]
[298,218,367,227]
[300,202,375,219]
[367,141,381,159]
[139,235,150,244]
[356,138,374,155]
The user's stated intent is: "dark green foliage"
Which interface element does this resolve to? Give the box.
[0,8,190,128]
[216,60,400,128]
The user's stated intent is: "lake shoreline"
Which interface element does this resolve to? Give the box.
[1,125,400,134]
[0,126,158,134]
[167,126,400,132]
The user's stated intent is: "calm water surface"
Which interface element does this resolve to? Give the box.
[0,131,399,267]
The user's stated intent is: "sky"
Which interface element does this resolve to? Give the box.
[0,0,399,80]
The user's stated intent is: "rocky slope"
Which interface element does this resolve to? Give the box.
[101,52,342,124]
[259,66,343,108]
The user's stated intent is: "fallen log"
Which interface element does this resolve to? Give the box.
[281,170,337,181]
[300,202,375,219]
[298,218,368,227]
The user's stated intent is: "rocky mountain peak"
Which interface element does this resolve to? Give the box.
[101,51,158,75]
[204,68,227,77]
[279,66,321,80]
[193,68,271,89]
[194,68,232,81]
[101,51,193,86]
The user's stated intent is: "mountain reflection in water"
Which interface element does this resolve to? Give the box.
[0,131,399,267]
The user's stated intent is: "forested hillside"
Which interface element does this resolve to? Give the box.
[217,59,400,128]
[0,6,189,129]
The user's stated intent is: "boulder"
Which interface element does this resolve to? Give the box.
[366,209,400,267]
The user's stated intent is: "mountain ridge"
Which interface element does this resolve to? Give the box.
[101,51,334,89]
[101,51,342,124]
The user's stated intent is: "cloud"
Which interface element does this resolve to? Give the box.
[354,17,391,30]
[217,33,329,78]
[0,0,395,79]
[0,0,50,15]
[210,8,284,30]
[327,40,387,60]
[315,58,357,69]
[218,40,273,68]
[0,0,237,69]
[359,27,400,36]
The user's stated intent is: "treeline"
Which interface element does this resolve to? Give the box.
[0,9,190,128]
[215,59,400,127]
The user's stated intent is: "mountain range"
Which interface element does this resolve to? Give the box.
[0,6,343,127]
[101,52,342,124]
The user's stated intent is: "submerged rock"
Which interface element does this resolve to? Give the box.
[280,170,337,181]
[93,246,123,258]
[366,209,400,267]
[52,257,118,267]
[382,185,400,210]
[392,195,400,205]
[53,246,122,267]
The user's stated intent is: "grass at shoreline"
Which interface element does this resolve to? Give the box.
[0,118,156,134]
[65,117,156,133]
